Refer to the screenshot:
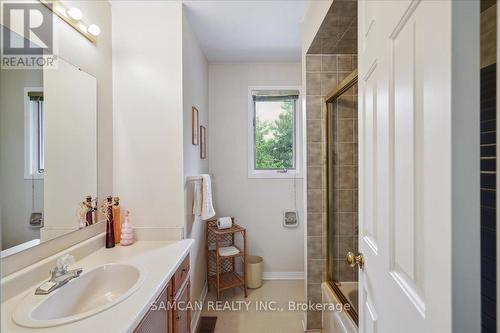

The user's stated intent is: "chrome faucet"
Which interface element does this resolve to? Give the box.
[35,254,83,295]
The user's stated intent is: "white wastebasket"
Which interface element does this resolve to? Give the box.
[247,255,263,289]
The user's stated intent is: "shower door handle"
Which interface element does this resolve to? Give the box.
[346,251,364,270]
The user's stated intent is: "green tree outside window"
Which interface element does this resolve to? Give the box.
[255,100,295,169]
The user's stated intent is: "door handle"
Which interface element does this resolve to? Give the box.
[346,251,364,269]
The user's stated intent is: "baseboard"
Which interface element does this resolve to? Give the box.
[263,271,304,280]
[236,271,305,280]
[191,280,208,332]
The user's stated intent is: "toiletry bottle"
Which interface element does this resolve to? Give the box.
[78,201,86,229]
[85,196,94,226]
[92,198,97,225]
[120,210,134,246]
[105,196,115,248]
[113,196,121,244]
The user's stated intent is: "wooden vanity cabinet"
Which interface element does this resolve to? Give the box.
[134,282,172,333]
[134,254,191,333]
[173,255,190,295]
[173,279,191,333]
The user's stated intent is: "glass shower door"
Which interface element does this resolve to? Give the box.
[326,71,359,323]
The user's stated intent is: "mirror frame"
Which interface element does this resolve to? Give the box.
[1,221,104,277]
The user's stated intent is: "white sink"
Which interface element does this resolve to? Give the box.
[13,263,143,328]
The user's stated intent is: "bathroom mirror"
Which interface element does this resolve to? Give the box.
[0,57,98,257]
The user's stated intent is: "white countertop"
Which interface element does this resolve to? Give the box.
[1,239,194,333]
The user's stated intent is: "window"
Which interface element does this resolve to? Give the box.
[248,87,302,178]
[24,88,44,179]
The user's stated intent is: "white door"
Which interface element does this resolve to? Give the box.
[358,1,457,332]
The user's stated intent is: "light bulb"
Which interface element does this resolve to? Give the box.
[87,24,101,36]
[66,7,82,21]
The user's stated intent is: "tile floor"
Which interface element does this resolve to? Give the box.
[201,280,307,333]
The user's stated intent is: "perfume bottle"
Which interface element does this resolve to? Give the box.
[85,196,95,226]
[105,196,115,248]
[113,197,121,244]
[78,201,86,229]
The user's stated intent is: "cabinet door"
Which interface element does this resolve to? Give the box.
[173,280,191,333]
[135,283,171,333]
[173,255,190,295]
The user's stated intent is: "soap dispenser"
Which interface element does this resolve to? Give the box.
[120,210,134,246]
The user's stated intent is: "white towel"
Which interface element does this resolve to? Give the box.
[208,241,230,251]
[193,174,216,220]
[193,180,202,216]
[218,246,240,257]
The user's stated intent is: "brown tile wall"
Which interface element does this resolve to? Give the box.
[481,4,497,68]
[305,54,357,329]
[308,0,357,55]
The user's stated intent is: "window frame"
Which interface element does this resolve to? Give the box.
[247,86,303,179]
[24,87,44,180]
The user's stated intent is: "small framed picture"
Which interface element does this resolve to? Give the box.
[200,125,206,159]
[192,107,199,145]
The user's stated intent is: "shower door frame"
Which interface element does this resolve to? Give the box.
[325,69,359,326]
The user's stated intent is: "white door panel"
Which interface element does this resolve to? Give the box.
[361,62,379,255]
[358,1,453,332]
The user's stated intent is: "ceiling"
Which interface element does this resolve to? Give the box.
[183,0,310,63]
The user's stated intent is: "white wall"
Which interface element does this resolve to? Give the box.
[208,63,304,274]
[182,9,209,324]
[112,1,185,232]
[113,5,210,330]
[451,1,481,331]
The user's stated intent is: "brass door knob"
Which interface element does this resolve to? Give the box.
[346,251,364,269]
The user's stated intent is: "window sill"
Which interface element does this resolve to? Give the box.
[248,171,303,179]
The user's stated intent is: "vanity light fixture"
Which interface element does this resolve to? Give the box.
[39,0,97,44]
[66,7,82,21]
[87,24,101,37]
